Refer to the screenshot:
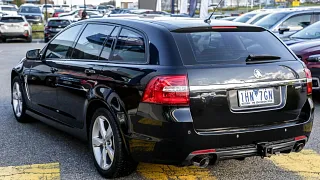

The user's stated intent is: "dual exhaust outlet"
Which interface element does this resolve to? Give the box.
[191,141,306,168]
[191,156,211,168]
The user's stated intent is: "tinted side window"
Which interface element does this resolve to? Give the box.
[110,28,146,63]
[45,25,82,59]
[100,27,120,60]
[282,14,312,30]
[72,24,114,60]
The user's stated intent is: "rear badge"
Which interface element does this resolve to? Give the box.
[254,69,263,79]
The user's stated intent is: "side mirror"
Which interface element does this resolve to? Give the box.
[279,26,290,34]
[307,55,320,62]
[26,49,41,60]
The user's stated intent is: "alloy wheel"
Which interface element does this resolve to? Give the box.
[12,82,23,118]
[92,116,115,170]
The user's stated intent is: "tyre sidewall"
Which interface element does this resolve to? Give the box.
[89,108,124,178]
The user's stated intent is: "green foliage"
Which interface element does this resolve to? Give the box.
[32,24,44,32]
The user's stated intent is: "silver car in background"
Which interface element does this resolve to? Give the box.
[0,15,32,42]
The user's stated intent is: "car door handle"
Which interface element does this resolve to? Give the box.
[84,69,96,75]
[51,67,58,73]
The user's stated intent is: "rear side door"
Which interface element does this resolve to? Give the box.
[55,23,116,128]
[173,27,308,132]
[280,13,313,35]
[28,24,83,121]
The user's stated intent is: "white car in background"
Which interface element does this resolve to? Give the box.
[0,5,18,16]
[61,4,71,12]
[41,4,54,14]
[0,15,32,42]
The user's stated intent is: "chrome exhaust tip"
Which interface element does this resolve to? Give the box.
[294,143,305,152]
[192,156,210,168]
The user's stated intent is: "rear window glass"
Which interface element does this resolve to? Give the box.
[174,30,295,65]
[2,7,16,11]
[48,20,70,26]
[20,7,41,13]
[0,17,24,22]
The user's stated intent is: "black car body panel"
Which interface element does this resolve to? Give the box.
[11,18,314,166]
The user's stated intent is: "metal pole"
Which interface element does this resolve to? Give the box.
[171,0,175,14]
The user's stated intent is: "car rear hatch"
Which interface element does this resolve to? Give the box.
[47,20,70,32]
[172,26,309,133]
[0,17,26,33]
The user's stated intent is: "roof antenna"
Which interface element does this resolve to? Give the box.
[204,0,224,24]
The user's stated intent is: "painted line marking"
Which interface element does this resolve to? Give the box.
[270,149,320,179]
[137,163,216,180]
[0,162,60,180]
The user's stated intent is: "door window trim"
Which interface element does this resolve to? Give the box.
[106,26,150,65]
[41,23,85,61]
[68,22,117,62]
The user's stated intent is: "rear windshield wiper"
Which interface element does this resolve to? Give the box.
[246,54,281,62]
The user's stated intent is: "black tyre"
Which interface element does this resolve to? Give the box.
[89,108,137,178]
[26,36,32,43]
[2,38,6,43]
[11,76,29,123]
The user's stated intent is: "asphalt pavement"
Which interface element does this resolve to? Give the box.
[0,40,319,180]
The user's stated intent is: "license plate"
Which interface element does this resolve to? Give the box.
[238,88,274,107]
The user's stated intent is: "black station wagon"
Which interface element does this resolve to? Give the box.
[11,18,314,178]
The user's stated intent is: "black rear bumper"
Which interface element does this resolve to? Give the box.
[125,98,314,165]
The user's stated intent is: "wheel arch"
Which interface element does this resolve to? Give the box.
[85,98,131,154]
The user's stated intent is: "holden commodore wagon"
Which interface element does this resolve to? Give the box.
[11,18,314,178]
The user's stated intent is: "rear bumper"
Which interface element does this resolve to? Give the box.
[126,98,314,165]
[0,32,29,38]
[184,136,307,165]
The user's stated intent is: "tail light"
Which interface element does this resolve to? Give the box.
[24,23,29,26]
[23,30,29,37]
[191,149,216,155]
[142,75,189,105]
[305,68,312,95]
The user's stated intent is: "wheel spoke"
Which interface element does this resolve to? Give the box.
[92,137,104,147]
[98,117,107,138]
[12,93,18,100]
[15,103,19,114]
[106,145,114,162]
[100,147,107,168]
[105,125,113,141]
[15,83,20,94]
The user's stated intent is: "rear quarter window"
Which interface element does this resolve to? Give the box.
[173,29,296,65]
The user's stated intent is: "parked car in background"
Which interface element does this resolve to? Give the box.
[18,4,43,24]
[96,5,107,14]
[0,5,18,16]
[61,4,71,12]
[53,5,61,10]
[246,12,271,24]
[12,18,314,178]
[0,15,32,42]
[233,12,257,23]
[254,9,320,37]
[52,9,65,17]
[289,40,320,91]
[282,21,320,45]
[208,14,230,19]
[0,12,8,18]
[44,17,71,42]
[220,16,237,21]
[41,4,54,14]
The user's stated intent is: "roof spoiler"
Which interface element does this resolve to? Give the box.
[171,26,266,33]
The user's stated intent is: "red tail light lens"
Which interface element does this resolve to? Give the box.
[305,68,312,95]
[24,23,29,27]
[142,75,189,105]
[191,149,216,155]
